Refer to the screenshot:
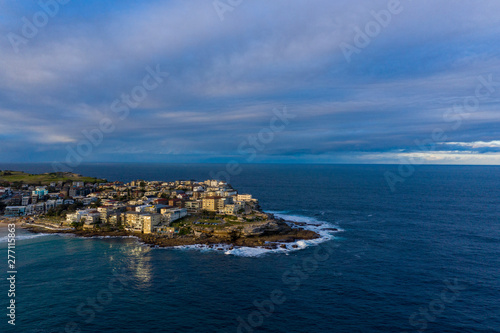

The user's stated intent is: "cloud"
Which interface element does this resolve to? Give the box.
[444,141,500,148]
[0,0,500,164]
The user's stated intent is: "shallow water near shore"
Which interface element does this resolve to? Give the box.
[0,163,499,332]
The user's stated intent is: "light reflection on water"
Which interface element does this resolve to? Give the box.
[119,243,153,288]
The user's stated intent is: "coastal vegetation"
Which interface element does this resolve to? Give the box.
[0,170,106,186]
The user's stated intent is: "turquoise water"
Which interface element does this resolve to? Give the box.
[0,164,499,332]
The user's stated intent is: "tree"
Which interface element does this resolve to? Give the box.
[12,181,23,189]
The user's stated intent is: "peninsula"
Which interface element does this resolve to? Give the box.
[0,171,321,249]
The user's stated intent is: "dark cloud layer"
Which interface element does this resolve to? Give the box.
[1,0,500,164]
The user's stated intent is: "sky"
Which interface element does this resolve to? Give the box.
[1,0,500,165]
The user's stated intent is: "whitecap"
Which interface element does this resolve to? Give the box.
[0,233,52,243]
[161,212,343,257]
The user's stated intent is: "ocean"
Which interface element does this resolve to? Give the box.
[0,164,499,332]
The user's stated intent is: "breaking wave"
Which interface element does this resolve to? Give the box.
[170,212,343,257]
[0,233,52,243]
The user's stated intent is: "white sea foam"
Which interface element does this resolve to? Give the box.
[90,235,139,240]
[0,233,52,243]
[168,212,343,257]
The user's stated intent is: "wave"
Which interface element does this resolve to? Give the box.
[169,212,343,257]
[0,233,52,243]
[89,235,139,239]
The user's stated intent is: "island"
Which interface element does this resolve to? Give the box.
[0,171,322,250]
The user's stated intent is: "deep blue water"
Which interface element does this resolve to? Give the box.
[0,164,499,332]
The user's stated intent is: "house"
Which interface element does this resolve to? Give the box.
[35,202,46,214]
[144,204,169,214]
[82,197,97,206]
[224,201,244,215]
[168,198,184,208]
[66,210,96,224]
[9,195,22,206]
[236,194,253,201]
[153,198,169,205]
[67,211,84,223]
[0,187,12,198]
[135,205,152,213]
[223,190,238,197]
[26,204,35,216]
[46,200,56,211]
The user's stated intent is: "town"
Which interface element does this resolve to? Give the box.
[1,174,262,235]
[0,171,321,248]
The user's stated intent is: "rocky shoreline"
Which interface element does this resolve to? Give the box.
[21,219,322,250]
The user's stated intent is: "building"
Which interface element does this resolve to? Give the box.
[123,211,142,231]
[22,196,31,206]
[160,208,188,223]
[223,190,238,197]
[35,202,46,214]
[9,195,22,206]
[168,198,184,208]
[66,210,99,224]
[185,200,202,213]
[108,213,122,226]
[236,194,253,201]
[82,197,97,206]
[4,206,26,216]
[202,196,226,212]
[0,187,13,198]
[26,204,35,215]
[30,195,38,204]
[67,211,85,223]
[46,200,56,211]
[135,205,152,213]
[144,204,169,214]
[85,211,101,225]
[202,196,221,212]
[32,187,48,198]
[141,214,162,234]
[224,201,244,215]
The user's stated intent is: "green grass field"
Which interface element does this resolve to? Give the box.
[0,170,107,185]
